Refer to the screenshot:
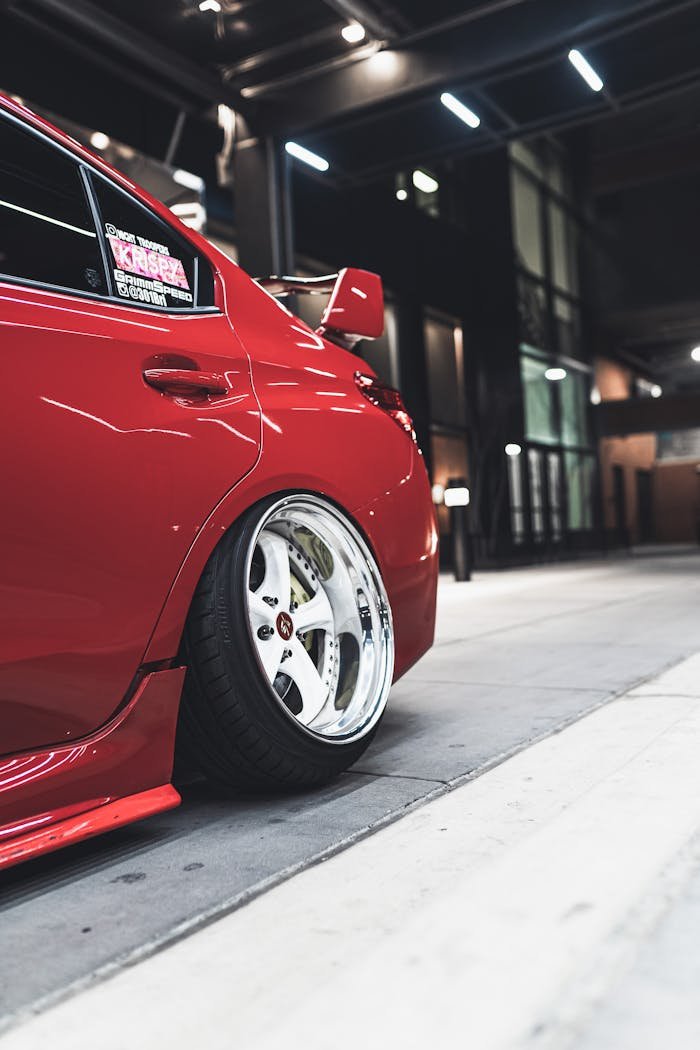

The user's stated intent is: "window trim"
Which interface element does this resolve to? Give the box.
[0,106,220,316]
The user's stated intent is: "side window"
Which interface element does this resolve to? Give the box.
[91,176,214,310]
[0,116,105,295]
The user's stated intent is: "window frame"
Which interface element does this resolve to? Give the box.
[0,107,219,316]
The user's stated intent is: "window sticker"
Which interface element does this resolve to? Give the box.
[105,223,193,306]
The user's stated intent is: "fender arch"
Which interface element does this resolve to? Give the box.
[141,470,391,667]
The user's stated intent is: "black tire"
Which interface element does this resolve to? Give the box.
[176,495,390,792]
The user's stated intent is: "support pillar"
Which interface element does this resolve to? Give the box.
[233,136,294,278]
[395,291,432,473]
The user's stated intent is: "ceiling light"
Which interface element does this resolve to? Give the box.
[544,367,567,381]
[199,0,221,11]
[412,169,439,194]
[341,22,366,43]
[691,346,700,362]
[505,443,522,457]
[396,188,408,201]
[285,141,330,172]
[440,92,480,129]
[90,131,110,151]
[568,49,604,92]
[173,168,205,192]
[650,384,662,398]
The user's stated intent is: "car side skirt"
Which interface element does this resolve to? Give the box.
[0,785,180,871]
[0,667,184,870]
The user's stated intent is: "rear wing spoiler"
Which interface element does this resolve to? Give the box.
[255,268,384,350]
[256,274,338,297]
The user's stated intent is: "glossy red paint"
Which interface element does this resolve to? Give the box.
[0,93,438,867]
[0,786,180,871]
[0,667,185,867]
[317,267,384,349]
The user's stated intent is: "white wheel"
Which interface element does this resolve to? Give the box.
[245,495,394,742]
[179,494,394,790]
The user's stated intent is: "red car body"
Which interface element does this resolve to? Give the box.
[0,93,438,869]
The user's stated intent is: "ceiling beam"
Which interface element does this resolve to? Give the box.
[255,0,693,136]
[319,56,700,187]
[594,393,700,436]
[319,0,399,41]
[11,0,253,119]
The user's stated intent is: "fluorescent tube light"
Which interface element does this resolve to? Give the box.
[412,169,439,194]
[285,141,330,172]
[440,92,480,129]
[568,49,604,92]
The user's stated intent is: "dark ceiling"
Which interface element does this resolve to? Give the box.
[3,0,700,185]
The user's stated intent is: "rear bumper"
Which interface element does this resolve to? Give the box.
[354,446,438,681]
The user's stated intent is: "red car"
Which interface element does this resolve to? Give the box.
[0,94,438,870]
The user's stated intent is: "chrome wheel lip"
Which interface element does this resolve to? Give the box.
[243,493,394,745]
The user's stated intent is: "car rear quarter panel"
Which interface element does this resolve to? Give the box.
[146,263,438,680]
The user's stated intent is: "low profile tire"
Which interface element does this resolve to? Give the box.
[177,493,395,791]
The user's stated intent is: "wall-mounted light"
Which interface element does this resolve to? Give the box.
[285,141,330,172]
[568,49,604,92]
[691,346,700,362]
[199,0,221,11]
[341,22,366,43]
[440,92,480,129]
[412,169,439,194]
[651,384,662,398]
[90,131,110,151]
[396,188,408,201]
[544,366,567,381]
[505,443,522,457]
[431,483,445,505]
[444,486,470,508]
[590,386,602,405]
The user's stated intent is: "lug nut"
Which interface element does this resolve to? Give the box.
[257,625,274,640]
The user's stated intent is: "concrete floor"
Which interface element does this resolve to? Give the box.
[1,548,699,1039]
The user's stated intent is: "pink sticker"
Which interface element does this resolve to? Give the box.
[107,235,190,290]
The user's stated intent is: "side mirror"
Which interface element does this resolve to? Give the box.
[317,268,384,350]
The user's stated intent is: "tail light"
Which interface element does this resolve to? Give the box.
[355,371,417,443]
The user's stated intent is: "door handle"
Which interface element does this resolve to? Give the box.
[143,368,229,397]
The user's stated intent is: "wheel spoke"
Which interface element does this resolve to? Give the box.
[284,640,328,725]
[258,531,292,609]
[324,558,364,642]
[294,587,334,634]
[256,633,285,684]
[248,589,274,627]
[243,499,393,741]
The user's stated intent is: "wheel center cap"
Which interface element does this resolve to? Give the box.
[276,611,293,640]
